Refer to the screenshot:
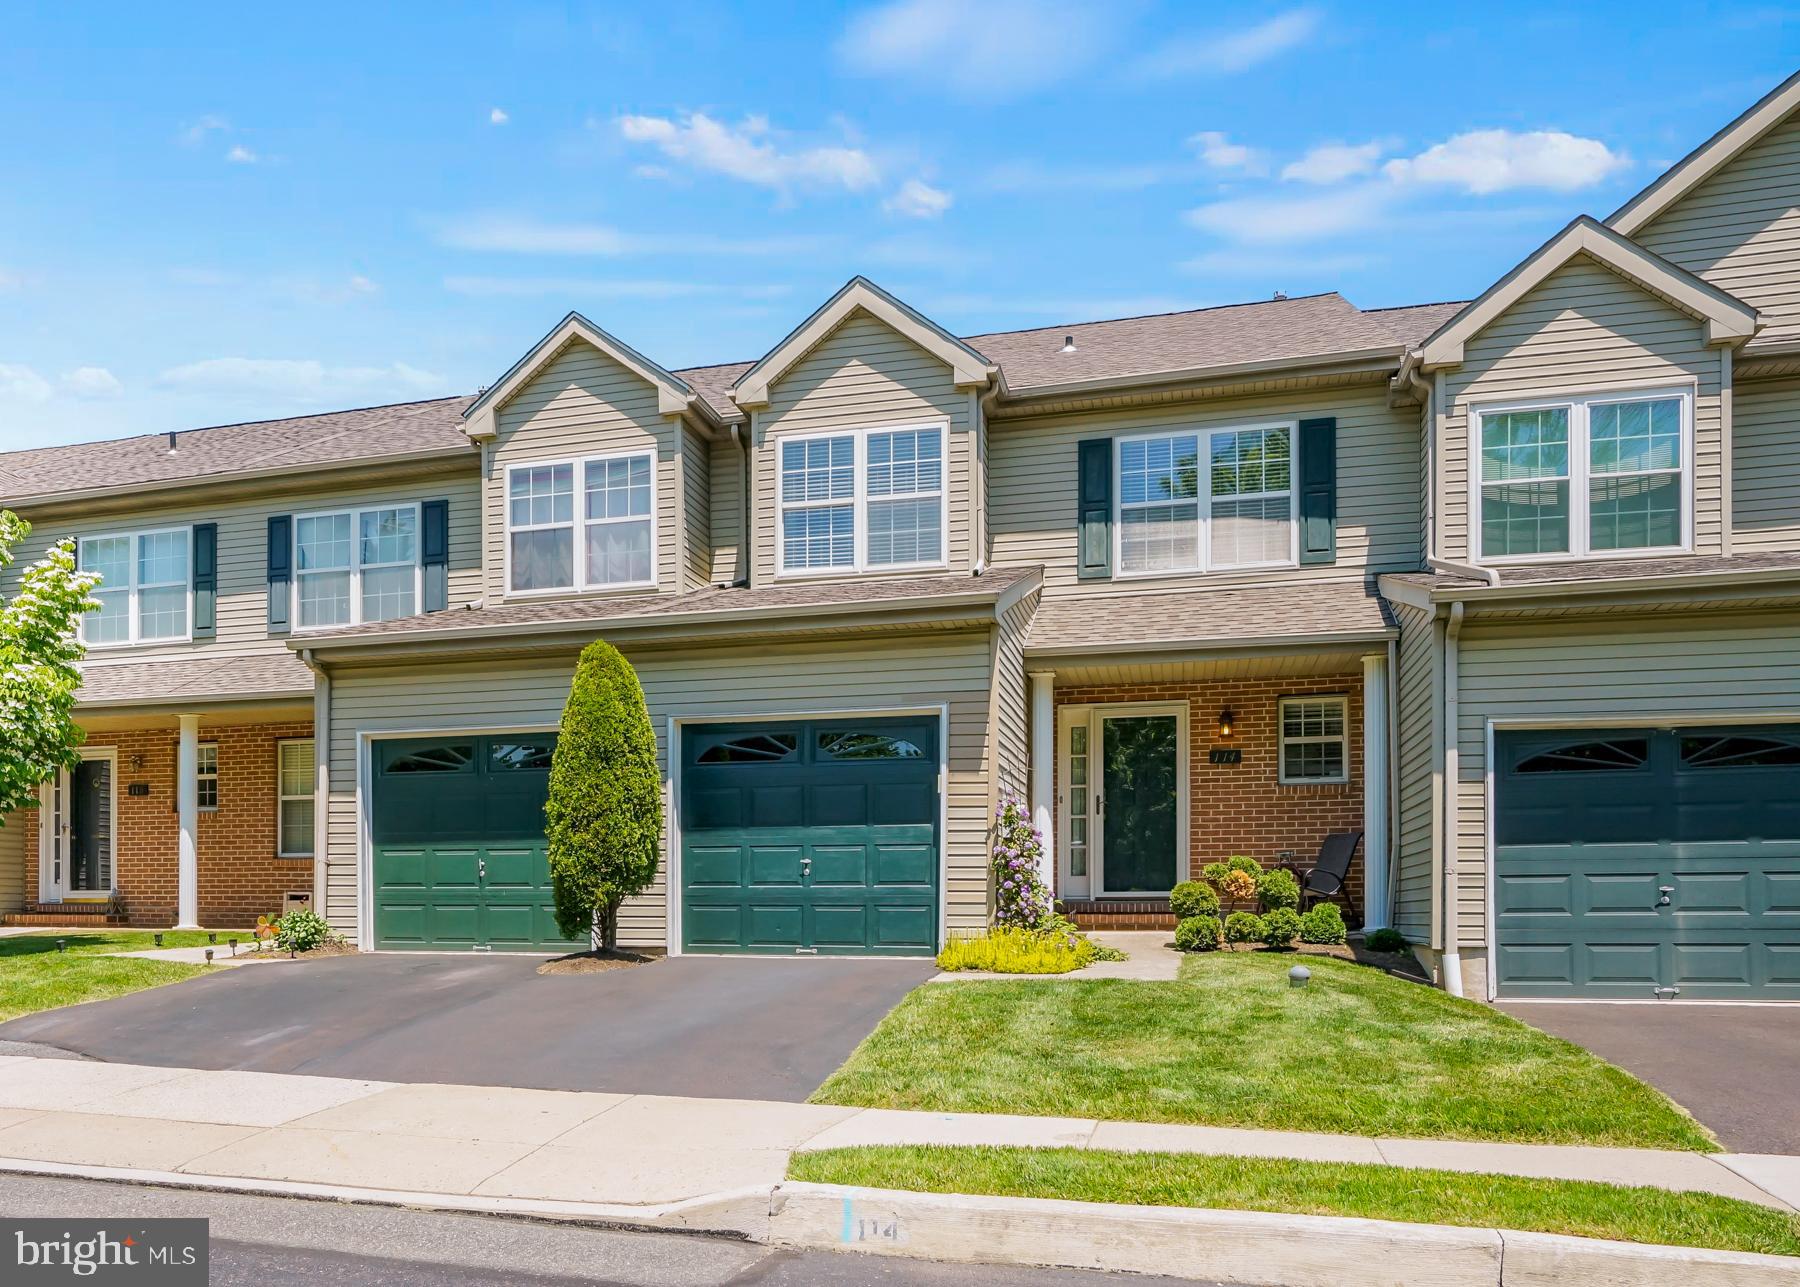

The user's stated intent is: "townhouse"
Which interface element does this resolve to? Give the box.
[5,71,1800,1002]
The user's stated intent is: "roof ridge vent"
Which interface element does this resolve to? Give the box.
[1060,334,1077,353]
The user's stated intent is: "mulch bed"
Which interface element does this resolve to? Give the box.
[536,949,660,975]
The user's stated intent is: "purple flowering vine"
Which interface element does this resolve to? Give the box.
[992,789,1052,929]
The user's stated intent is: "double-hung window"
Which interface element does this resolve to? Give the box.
[1278,696,1348,784]
[78,527,191,646]
[778,424,945,574]
[1475,390,1689,561]
[506,453,654,594]
[277,739,315,858]
[1116,424,1294,576]
[196,743,219,811]
[294,504,420,629]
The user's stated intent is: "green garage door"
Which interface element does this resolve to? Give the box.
[1495,726,1800,999]
[681,718,939,956]
[371,734,584,952]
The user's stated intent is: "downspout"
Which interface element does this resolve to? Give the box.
[1385,635,1401,928]
[1439,601,1466,997]
[297,648,331,922]
[729,422,751,586]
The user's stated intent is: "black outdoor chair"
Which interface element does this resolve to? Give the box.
[1286,830,1363,926]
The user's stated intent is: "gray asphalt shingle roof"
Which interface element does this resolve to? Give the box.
[77,653,315,707]
[1025,581,1394,654]
[2,292,1469,505]
[1387,551,1800,592]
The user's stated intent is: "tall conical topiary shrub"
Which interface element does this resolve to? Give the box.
[546,640,662,949]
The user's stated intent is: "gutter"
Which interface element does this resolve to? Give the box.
[1428,557,1500,587]
[76,685,313,710]
[1440,601,1466,998]
[1426,562,1800,604]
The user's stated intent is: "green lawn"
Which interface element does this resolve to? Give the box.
[790,1146,1800,1258]
[0,931,249,1023]
[811,952,1715,1151]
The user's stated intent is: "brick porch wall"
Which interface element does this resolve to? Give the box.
[1054,674,1365,912]
[19,721,315,927]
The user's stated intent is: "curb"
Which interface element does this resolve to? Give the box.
[3,1157,1795,1285]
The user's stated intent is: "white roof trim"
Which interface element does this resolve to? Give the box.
[1609,69,1800,236]
[729,276,996,410]
[461,312,709,440]
[1415,217,1761,371]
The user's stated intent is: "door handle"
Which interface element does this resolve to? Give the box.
[1657,885,1673,907]
[478,858,487,882]
[800,856,812,881]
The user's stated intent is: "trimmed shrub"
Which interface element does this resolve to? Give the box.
[1223,910,1265,946]
[1300,902,1349,945]
[1364,927,1410,954]
[1217,869,1258,903]
[1256,868,1301,913]
[1174,914,1222,952]
[547,640,663,948]
[1261,907,1303,949]
[273,908,331,953]
[1170,880,1220,920]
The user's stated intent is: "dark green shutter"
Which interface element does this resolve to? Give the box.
[1297,417,1337,566]
[267,515,292,635]
[421,499,449,613]
[191,523,217,640]
[1076,438,1113,580]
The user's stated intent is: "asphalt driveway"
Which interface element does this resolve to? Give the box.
[1499,1002,1800,1154]
[0,953,933,1102]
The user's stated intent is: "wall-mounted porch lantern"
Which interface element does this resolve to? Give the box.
[1217,709,1235,739]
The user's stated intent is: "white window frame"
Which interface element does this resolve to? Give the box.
[775,422,951,578]
[196,742,219,812]
[504,451,657,597]
[1278,695,1350,786]
[1469,385,1695,565]
[276,737,316,858]
[77,525,194,648]
[1112,422,1299,579]
[290,502,424,632]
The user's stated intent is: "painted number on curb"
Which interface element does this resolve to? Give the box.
[840,1198,905,1244]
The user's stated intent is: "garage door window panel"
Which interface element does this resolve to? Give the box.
[1679,734,1800,769]
[1514,738,1650,773]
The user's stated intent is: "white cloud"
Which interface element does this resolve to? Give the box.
[1190,131,1266,174]
[157,358,445,401]
[885,178,952,218]
[225,144,258,164]
[180,114,230,146]
[617,112,879,192]
[434,213,824,257]
[347,274,379,295]
[489,107,509,125]
[1137,7,1320,78]
[1185,185,1393,245]
[839,0,1113,98]
[0,363,52,403]
[443,276,725,299]
[1384,129,1629,194]
[1283,141,1384,185]
[60,367,123,399]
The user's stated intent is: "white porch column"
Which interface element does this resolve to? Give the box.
[176,714,200,929]
[1361,653,1391,930]
[1028,670,1057,894]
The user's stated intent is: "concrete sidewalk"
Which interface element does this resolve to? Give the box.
[0,1054,1794,1213]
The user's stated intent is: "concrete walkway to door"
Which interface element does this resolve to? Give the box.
[0,1054,1794,1213]
[0,952,934,1103]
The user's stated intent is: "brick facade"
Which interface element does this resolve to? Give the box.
[20,720,315,927]
[1054,674,1365,913]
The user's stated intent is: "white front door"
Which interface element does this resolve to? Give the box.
[1059,702,1188,899]
[41,752,116,901]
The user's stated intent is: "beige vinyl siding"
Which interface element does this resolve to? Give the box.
[989,382,1421,596]
[324,630,998,946]
[708,434,744,584]
[991,588,1037,801]
[681,422,711,590]
[1439,255,1724,562]
[1454,611,1800,948]
[1636,110,1800,348]
[0,810,24,912]
[750,311,975,587]
[485,337,683,601]
[1391,601,1439,945]
[1732,377,1800,551]
[1,473,482,665]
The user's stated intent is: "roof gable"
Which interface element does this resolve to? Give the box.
[462,312,710,440]
[1610,69,1800,236]
[730,277,995,410]
[1415,217,1761,371]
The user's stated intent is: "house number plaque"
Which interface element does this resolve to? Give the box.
[1209,748,1242,765]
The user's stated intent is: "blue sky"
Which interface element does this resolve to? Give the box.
[3,2,1798,450]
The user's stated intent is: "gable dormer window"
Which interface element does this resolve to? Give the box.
[778,424,945,575]
[1474,389,1690,562]
[506,452,654,595]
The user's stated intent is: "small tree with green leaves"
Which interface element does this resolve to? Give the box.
[546,640,662,950]
[0,512,99,818]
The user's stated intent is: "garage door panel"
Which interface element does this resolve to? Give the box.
[685,903,745,948]
[479,847,540,889]
[748,846,805,886]
[810,903,870,947]
[425,903,481,948]
[808,846,869,886]
[750,787,805,828]
[687,789,744,830]
[482,902,538,948]
[686,845,745,887]
[874,903,935,948]
[746,904,804,947]
[1497,725,1800,999]
[376,848,429,890]
[873,844,934,887]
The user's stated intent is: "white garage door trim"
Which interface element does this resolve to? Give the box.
[1484,709,1800,1003]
